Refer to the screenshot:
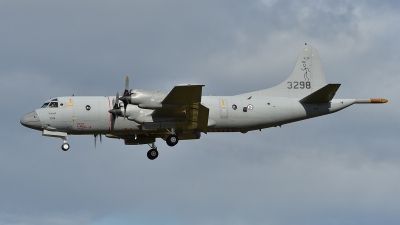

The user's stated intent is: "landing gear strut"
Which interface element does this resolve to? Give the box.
[147,142,158,160]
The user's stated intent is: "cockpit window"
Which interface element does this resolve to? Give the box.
[49,102,58,108]
[41,101,58,108]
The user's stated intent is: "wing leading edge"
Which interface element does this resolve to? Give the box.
[162,84,204,107]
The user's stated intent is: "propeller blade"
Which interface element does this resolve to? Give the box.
[116,92,120,108]
[113,93,120,109]
[124,102,127,120]
[124,76,130,96]
[109,92,123,131]
[111,113,116,130]
[100,134,102,143]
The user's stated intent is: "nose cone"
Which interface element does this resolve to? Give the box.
[21,111,42,130]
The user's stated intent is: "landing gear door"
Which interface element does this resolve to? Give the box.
[219,99,228,118]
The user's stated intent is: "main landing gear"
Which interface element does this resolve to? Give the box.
[166,128,179,147]
[166,134,179,147]
[147,133,180,160]
[147,142,158,160]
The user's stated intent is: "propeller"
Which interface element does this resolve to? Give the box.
[124,76,130,96]
[120,76,131,120]
[108,92,121,130]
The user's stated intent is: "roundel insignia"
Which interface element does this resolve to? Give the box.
[247,104,253,110]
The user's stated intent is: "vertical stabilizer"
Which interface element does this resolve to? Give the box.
[240,44,327,98]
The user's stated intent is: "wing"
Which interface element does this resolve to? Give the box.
[146,84,209,135]
[161,84,204,107]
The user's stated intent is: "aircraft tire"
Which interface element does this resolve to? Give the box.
[61,143,70,151]
[166,134,179,147]
[147,149,158,160]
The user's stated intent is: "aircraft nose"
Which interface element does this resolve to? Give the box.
[20,111,42,130]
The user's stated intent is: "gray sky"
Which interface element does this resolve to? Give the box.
[1,0,399,224]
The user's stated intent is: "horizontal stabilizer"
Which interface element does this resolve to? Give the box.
[300,84,341,103]
[162,84,204,106]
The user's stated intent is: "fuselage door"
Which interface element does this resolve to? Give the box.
[60,97,74,130]
[219,99,228,118]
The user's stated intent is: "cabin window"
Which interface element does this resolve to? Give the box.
[232,104,237,110]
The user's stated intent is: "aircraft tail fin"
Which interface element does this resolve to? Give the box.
[240,44,328,98]
[299,84,341,103]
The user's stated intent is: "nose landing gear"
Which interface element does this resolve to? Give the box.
[61,142,70,151]
[42,130,70,152]
[61,138,69,151]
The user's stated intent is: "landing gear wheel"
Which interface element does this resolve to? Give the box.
[166,134,179,147]
[147,149,159,160]
[61,143,70,151]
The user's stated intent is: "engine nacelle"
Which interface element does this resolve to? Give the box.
[122,104,141,121]
[120,103,155,124]
[128,89,168,109]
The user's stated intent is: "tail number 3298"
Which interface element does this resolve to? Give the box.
[287,81,311,89]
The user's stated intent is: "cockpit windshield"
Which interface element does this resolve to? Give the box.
[41,102,49,108]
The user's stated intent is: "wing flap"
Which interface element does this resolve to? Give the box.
[186,103,209,133]
[300,84,341,103]
[146,84,209,134]
[150,103,209,134]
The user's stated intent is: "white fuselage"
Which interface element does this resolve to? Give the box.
[32,95,355,135]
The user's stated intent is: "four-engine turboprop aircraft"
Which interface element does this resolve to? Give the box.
[21,44,387,160]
